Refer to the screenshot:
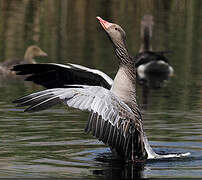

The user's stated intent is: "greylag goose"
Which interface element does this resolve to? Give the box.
[13,17,189,161]
[134,15,174,80]
[0,45,47,76]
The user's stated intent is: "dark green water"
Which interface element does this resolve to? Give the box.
[0,0,202,178]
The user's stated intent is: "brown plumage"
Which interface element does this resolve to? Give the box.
[0,45,47,76]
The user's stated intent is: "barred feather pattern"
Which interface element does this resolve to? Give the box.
[85,111,146,160]
[115,45,130,65]
[13,85,147,160]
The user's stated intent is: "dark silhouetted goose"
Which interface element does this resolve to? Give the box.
[13,17,189,161]
[134,15,174,80]
[0,45,47,76]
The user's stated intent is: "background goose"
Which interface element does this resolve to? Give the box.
[0,45,47,76]
[134,15,174,80]
[13,17,189,161]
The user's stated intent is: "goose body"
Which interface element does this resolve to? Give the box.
[13,17,189,161]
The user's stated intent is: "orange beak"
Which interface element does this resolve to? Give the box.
[39,51,48,57]
[96,16,113,30]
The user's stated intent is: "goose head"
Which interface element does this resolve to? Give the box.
[96,16,130,65]
[97,17,127,49]
[24,45,48,63]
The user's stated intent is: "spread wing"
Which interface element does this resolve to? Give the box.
[13,85,144,158]
[12,63,113,89]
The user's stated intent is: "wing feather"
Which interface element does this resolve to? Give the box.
[13,85,145,160]
[12,63,113,89]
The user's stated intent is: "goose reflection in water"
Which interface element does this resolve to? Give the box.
[93,152,144,179]
[138,71,172,111]
[93,162,144,179]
